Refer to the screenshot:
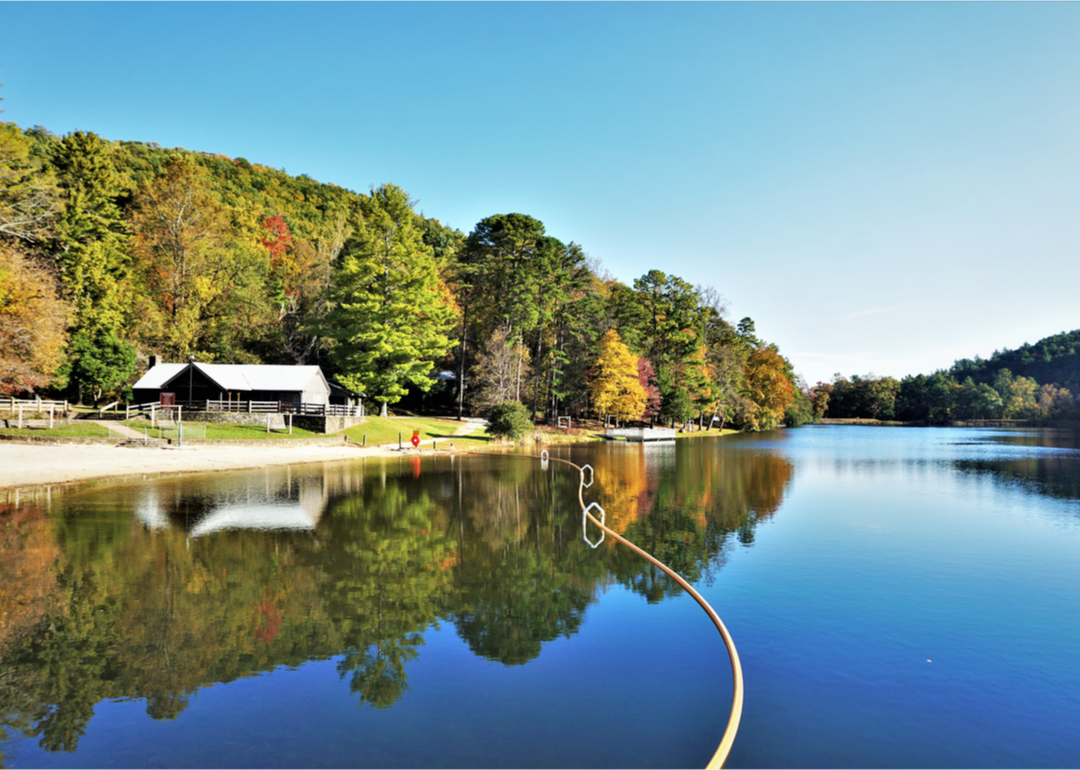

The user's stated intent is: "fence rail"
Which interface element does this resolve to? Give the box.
[278,402,360,417]
[128,400,362,418]
[4,397,360,420]
[3,397,69,412]
[205,399,280,413]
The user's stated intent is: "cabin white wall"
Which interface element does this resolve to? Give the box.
[303,373,331,406]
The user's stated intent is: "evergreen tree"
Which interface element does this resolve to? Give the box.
[50,131,136,401]
[320,184,455,416]
[51,131,130,337]
[59,330,137,403]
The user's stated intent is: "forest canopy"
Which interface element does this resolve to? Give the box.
[0,119,805,430]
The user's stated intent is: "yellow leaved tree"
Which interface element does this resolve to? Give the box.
[0,243,71,395]
[589,329,646,424]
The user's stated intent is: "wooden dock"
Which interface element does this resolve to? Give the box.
[604,428,677,442]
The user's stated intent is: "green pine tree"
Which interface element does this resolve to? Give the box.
[320,184,455,416]
[51,131,130,337]
[49,132,137,402]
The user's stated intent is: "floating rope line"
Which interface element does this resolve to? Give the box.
[455,448,744,768]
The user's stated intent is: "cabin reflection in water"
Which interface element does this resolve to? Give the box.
[133,471,332,537]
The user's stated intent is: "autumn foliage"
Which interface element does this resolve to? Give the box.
[589,330,647,423]
[0,242,71,395]
[742,345,795,430]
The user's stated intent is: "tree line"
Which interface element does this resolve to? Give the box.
[813,329,1080,422]
[0,116,804,430]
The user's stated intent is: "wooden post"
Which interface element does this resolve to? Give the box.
[288,414,293,435]
[49,405,54,429]
[363,434,366,447]
[17,404,23,429]
[249,400,253,414]
[399,432,402,450]
[267,413,271,433]
[151,405,156,428]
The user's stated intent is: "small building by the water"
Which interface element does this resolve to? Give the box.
[132,361,333,407]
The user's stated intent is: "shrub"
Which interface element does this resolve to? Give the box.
[486,400,532,441]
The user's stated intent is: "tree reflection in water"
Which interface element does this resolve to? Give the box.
[592,442,794,602]
[0,444,796,757]
[443,458,598,666]
[317,482,454,708]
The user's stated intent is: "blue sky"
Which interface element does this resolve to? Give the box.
[2,2,1078,385]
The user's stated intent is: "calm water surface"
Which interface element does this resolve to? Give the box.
[1,426,1078,768]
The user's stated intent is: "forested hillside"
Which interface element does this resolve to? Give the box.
[815,330,1080,422]
[0,118,807,430]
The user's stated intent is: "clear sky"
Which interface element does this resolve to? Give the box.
[2,2,1078,385]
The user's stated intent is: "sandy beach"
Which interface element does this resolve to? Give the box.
[0,441,412,490]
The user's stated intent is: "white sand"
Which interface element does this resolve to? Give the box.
[0,441,409,489]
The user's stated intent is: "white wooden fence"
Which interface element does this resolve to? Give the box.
[206,400,361,416]
[205,399,281,413]
[125,400,362,420]
[2,398,69,429]
[3,397,69,411]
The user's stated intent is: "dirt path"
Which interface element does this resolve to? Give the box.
[452,418,487,436]
[88,420,146,439]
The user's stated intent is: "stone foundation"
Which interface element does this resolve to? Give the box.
[293,415,365,434]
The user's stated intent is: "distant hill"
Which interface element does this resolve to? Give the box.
[950,329,1080,391]
[824,328,1080,421]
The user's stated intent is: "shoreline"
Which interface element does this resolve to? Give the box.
[0,426,749,494]
[0,441,447,492]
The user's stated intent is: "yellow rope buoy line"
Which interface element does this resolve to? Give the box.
[455,448,744,769]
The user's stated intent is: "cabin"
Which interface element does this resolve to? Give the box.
[132,361,333,409]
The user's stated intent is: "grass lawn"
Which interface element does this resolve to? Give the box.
[525,425,602,445]
[0,422,112,438]
[121,420,323,440]
[674,428,740,439]
[342,416,492,447]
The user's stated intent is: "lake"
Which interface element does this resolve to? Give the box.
[1,426,1078,768]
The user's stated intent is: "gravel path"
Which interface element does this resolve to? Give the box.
[88,420,146,439]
